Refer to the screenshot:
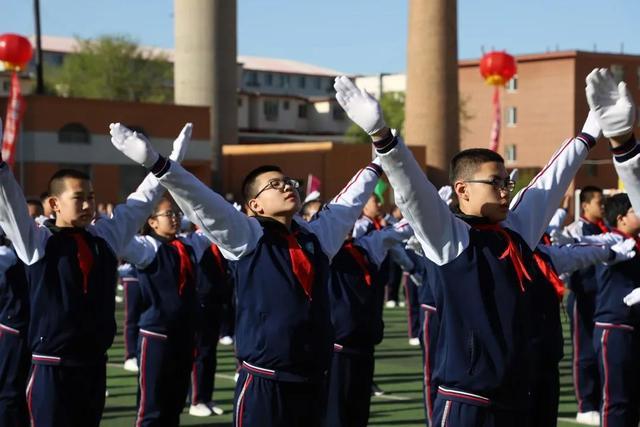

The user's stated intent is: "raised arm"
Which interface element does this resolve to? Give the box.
[584,68,638,211]
[354,220,413,268]
[0,163,50,265]
[93,123,192,255]
[119,235,161,269]
[108,122,263,261]
[333,76,469,266]
[505,114,599,250]
[301,159,382,260]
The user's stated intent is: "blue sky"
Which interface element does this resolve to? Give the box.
[1,0,638,74]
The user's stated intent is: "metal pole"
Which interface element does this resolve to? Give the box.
[33,0,44,95]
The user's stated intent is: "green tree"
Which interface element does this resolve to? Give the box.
[46,35,173,103]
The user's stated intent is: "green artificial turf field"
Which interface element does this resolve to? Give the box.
[100,299,582,426]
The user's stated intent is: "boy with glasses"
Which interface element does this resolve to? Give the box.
[333,74,605,426]
[109,137,382,426]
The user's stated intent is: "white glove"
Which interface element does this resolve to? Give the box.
[581,110,602,140]
[438,185,453,205]
[509,169,519,183]
[168,123,192,162]
[333,76,386,135]
[623,288,640,306]
[110,123,159,167]
[607,238,636,265]
[585,68,636,138]
[549,229,575,246]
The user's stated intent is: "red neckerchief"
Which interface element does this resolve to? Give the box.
[611,228,640,251]
[363,215,383,231]
[210,244,226,277]
[541,233,552,246]
[472,223,532,292]
[533,252,565,301]
[343,241,372,287]
[70,233,94,294]
[581,215,609,234]
[170,239,194,296]
[281,230,315,300]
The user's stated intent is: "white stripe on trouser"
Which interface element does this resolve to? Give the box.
[235,374,252,427]
[441,400,451,427]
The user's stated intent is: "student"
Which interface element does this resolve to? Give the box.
[108,125,382,427]
[0,122,190,427]
[189,232,228,417]
[121,196,207,426]
[324,220,413,427]
[0,237,29,427]
[120,262,142,373]
[562,186,607,424]
[334,74,601,426]
[590,194,640,427]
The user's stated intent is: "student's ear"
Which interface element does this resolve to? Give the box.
[49,196,60,213]
[247,198,262,215]
[454,181,469,202]
[580,201,588,212]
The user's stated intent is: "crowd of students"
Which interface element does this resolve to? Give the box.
[0,66,639,427]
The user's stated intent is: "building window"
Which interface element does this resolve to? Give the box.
[506,107,517,126]
[506,76,518,92]
[58,123,90,144]
[298,104,308,119]
[238,97,243,107]
[314,76,322,90]
[2,80,9,92]
[265,73,273,86]
[611,64,624,83]
[283,100,290,110]
[505,144,517,162]
[245,71,259,87]
[279,74,290,88]
[264,100,279,121]
[299,76,306,89]
[587,164,598,177]
[332,105,346,121]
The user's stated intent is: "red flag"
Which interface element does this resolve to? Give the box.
[489,86,500,152]
[306,173,321,195]
[2,72,25,168]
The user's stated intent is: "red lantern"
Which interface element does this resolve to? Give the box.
[479,51,516,86]
[0,34,33,71]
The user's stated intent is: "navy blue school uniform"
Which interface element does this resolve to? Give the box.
[593,231,640,427]
[402,263,421,339]
[375,132,595,426]
[191,238,230,406]
[324,222,412,427]
[120,263,142,361]
[565,216,608,413]
[528,248,565,427]
[0,165,165,427]
[406,247,440,427]
[122,231,208,427]
[151,157,381,427]
[0,245,30,427]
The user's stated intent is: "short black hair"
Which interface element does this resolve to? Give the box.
[241,165,282,202]
[26,198,42,207]
[604,193,631,228]
[580,186,603,204]
[39,191,50,202]
[48,169,91,196]
[449,148,504,183]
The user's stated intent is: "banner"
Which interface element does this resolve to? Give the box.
[489,86,501,152]
[306,173,321,195]
[2,72,25,168]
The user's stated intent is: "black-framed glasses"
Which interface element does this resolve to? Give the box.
[464,178,516,193]
[253,178,300,199]
[152,210,182,219]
